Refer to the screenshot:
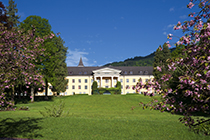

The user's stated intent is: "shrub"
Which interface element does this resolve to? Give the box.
[91,81,98,95]
[39,99,69,117]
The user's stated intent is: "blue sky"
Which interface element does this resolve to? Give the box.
[2,0,194,66]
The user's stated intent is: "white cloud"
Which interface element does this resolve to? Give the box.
[169,7,174,12]
[86,40,93,45]
[163,32,167,35]
[66,49,90,66]
[114,27,117,30]
[179,15,187,19]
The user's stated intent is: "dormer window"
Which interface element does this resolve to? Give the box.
[124,71,127,74]
[139,71,143,74]
[129,71,133,74]
[144,71,148,74]
[69,71,73,75]
[79,72,82,75]
[84,72,87,74]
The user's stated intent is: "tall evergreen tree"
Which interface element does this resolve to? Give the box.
[153,45,164,81]
[153,43,171,89]
[162,43,171,73]
[6,0,20,28]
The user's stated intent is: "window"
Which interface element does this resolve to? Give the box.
[114,79,117,83]
[79,92,82,94]
[144,71,148,74]
[85,79,88,83]
[121,85,123,89]
[129,71,133,74]
[66,85,68,89]
[69,71,73,75]
[105,79,109,83]
[91,79,93,83]
[120,79,123,83]
[84,72,87,74]
[78,85,81,89]
[124,71,127,74]
[83,92,86,94]
[97,79,100,83]
[79,72,82,75]
[78,79,81,83]
[126,79,129,83]
[145,79,149,82]
[65,92,67,95]
[105,72,109,74]
[133,79,136,83]
[139,71,143,74]
[85,85,88,89]
[97,72,100,74]
[72,85,75,89]
[72,79,75,83]
[126,85,129,89]
[105,86,109,88]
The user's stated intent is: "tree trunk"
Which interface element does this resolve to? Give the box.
[11,86,15,102]
[31,87,34,102]
[45,78,48,100]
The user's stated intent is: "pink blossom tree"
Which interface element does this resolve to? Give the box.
[133,0,210,135]
[0,23,53,109]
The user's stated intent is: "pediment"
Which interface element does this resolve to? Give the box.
[93,67,121,73]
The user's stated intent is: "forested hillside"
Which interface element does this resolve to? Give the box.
[104,48,176,66]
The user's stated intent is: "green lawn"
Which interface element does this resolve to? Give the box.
[0,95,209,140]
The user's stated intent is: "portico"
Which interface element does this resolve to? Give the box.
[93,67,121,88]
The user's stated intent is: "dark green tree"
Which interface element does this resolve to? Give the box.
[50,36,68,93]
[6,0,20,27]
[91,81,98,95]
[116,81,121,94]
[153,43,171,89]
[171,44,185,58]
[153,45,164,81]
[19,15,67,100]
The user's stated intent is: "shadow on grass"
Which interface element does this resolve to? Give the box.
[0,117,43,139]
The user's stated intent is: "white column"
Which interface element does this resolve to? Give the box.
[94,76,96,81]
[117,76,119,81]
[100,76,102,87]
[111,76,113,88]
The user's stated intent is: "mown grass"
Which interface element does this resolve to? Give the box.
[0,94,209,140]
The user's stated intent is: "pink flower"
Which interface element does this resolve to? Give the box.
[157,66,162,72]
[187,2,195,9]
[207,56,210,61]
[30,96,32,99]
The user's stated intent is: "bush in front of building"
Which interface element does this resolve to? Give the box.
[98,87,121,95]
[91,81,98,95]
[116,81,121,94]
